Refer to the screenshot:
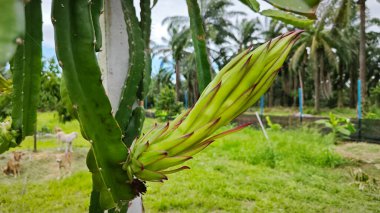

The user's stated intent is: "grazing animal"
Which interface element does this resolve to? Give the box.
[54,126,62,133]
[55,128,78,153]
[3,151,25,177]
[56,152,72,178]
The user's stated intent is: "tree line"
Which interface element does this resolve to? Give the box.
[149,0,380,114]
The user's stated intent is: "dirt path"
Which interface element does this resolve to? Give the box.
[336,142,380,178]
[0,148,88,184]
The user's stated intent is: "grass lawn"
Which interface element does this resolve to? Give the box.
[245,106,380,119]
[0,112,379,212]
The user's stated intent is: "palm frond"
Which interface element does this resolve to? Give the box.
[290,43,307,71]
[321,39,338,71]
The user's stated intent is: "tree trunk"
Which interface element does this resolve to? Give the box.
[268,86,274,107]
[33,131,37,152]
[175,62,181,101]
[359,0,366,108]
[193,72,200,104]
[314,55,321,113]
[187,74,194,106]
[292,70,297,108]
[337,62,344,108]
[350,67,357,108]
[298,68,304,108]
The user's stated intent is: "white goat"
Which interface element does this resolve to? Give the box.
[56,130,78,153]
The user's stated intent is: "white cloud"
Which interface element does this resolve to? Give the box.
[42,0,55,49]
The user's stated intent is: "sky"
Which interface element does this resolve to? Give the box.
[41,0,380,61]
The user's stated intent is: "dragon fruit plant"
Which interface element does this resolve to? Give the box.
[0,0,311,210]
[124,31,303,184]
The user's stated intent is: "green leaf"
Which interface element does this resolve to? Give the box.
[0,0,25,65]
[290,43,307,71]
[152,0,159,8]
[336,126,350,136]
[239,0,260,12]
[264,0,320,19]
[261,9,314,29]
[315,119,327,125]
[0,75,11,93]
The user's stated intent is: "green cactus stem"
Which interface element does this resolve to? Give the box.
[91,0,103,52]
[186,0,212,93]
[137,0,152,101]
[52,0,134,209]
[11,0,42,143]
[124,106,145,147]
[115,0,145,136]
[0,0,25,65]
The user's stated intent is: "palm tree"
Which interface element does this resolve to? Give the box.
[262,19,287,107]
[162,0,245,70]
[288,0,356,112]
[366,18,380,99]
[147,61,174,108]
[152,26,191,101]
[180,51,200,106]
[213,17,262,69]
[358,0,366,107]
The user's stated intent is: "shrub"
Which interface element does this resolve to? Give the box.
[265,116,282,131]
[155,86,182,121]
[315,113,356,141]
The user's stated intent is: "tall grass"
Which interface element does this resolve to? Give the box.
[214,125,344,169]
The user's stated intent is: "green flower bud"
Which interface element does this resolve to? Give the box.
[124,30,303,182]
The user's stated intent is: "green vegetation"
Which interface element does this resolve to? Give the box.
[246,106,380,119]
[152,0,380,115]
[20,112,89,150]
[155,86,182,121]
[0,57,75,122]
[0,113,379,212]
[1,0,380,211]
[315,113,356,141]
[0,171,92,212]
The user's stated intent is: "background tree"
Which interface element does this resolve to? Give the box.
[39,58,61,111]
[153,26,191,101]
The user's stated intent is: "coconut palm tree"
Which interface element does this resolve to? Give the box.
[152,25,191,101]
[366,18,380,98]
[213,17,262,69]
[358,0,366,106]
[162,0,245,70]
[179,50,200,106]
[262,19,287,107]
[288,0,355,112]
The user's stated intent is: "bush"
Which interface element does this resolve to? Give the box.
[315,113,356,141]
[155,86,182,121]
[0,91,12,120]
[265,116,282,131]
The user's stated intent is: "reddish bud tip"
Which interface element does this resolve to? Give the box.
[266,39,273,49]
[183,132,194,138]
[244,54,254,67]
[181,166,190,170]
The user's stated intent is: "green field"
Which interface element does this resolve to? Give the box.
[245,106,379,119]
[0,112,379,212]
